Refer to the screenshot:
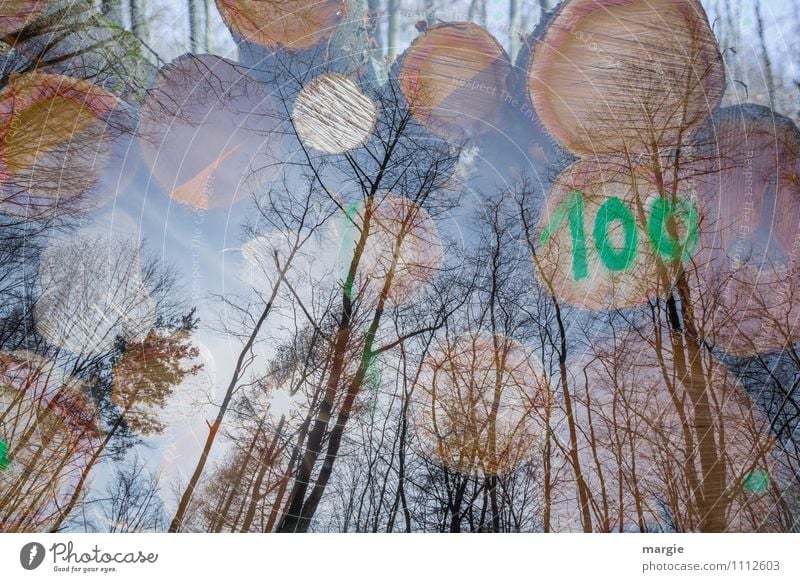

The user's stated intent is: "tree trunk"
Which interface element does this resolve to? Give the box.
[211,419,265,532]
[366,0,381,54]
[387,0,399,57]
[188,0,204,53]
[129,0,146,43]
[509,0,521,60]
[239,417,284,532]
[542,400,552,532]
[674,278,729,532]
[204,0,212,52]
[755,0,776,107]
[553,299,593,532]
[101,0,123,24]
[277,200,379,533]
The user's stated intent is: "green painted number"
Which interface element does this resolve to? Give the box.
[0,440,9,471]
[541,190,699,281]
[540,190,588,281]
[647,196,699,262]
[593,196,637,271]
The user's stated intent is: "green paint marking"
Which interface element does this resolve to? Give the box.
[743,470,770,493]
[541,189,701,281]
[0,440,9,471]
[647,196,699,263]
[341,201,362,300]
[593,196,637,271]
[364,351,383,420]
[365,351,382,394]
[541,190,588,281]
[344,200,360,224]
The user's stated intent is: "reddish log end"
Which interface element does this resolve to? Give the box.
[399,22,511,143]
[216,0,348,51]
[0,0,45,38]
[689,104,800,356]
[529,0,725,156]
[0,72,119,214]
[535,158,693,309]
[138,53,282,210]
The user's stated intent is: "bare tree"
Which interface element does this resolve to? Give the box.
[169,177,337,532]
[99,455,166,532]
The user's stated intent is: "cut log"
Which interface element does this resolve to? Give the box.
[398,22,512,143]
[33,224,157,357]
[0,352,98,533]
[693,105,800,263]
[6,1,156,105]
[216,0,347,51]
[535,158,696,309]
[0,0,45,38]
[688,104,800,356]
[394,21,562,195]
[412,333,549,477]
[332,194,443,304]
[0,71,121,216]
[529,0,724,156]
[231,0,378,93]
[0,2,156,216]
[292,72,377,154]
[138,53,282,210]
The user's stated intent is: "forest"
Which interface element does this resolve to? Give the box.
[1,0,800,533]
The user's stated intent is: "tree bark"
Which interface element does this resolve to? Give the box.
[387,0,399,57]
[101,0,123,24]
[188,0,205,53]
[239,417,284,532]
[509,0,521,60]
[755,0,776,107]
[129,0,146,42]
